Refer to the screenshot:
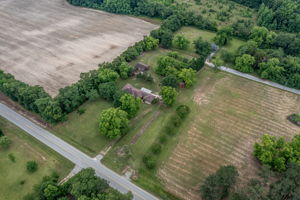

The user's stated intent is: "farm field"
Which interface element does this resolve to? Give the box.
[0,0,157,96]
[158,68,300,200]
[0,117,73,200]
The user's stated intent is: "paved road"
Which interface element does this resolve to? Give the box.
[0,103,159,200]
[206,52,300,95]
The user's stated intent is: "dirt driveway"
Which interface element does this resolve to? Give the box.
[0,0,157,96]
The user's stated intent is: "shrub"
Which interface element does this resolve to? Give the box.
[151,143,162,155]
[173,35,190,50]
[26,161,38,173]
[20,180,26,185]
[8,153,16,163]
[176,105,191,119]
[143,155,156,170]
[165,123,176,136]
[0,136,11,150]
[0,128,3,137]
[288,114,300,126]
[171,115,182,127]
[159,135,167,144]
[77,108,85,115]
[23,194,36,200]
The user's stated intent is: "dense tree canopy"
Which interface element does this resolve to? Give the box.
[234,54,256,73]
[173,35,190,50]
[119,93,142,118]
[99,108,129,138]
[161,74,179,88]
[200,166,239,200]
[194,36,212,57]
[254,134,300,171]
[213,27,233,46]
[160,86,177,106]
[178,68,197,88]
[98,68,119,83]
[32,168,133,200]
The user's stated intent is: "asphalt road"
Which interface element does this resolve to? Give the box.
[0,103,159,200]
[206,52,300,95]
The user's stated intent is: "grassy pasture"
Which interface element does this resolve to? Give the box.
[158,68,300,200]
[174,26,246,59]
[0,118,73,200]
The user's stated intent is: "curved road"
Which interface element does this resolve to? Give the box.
[0,103,158,200]
[206,52,300,95]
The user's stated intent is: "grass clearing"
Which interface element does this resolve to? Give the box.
[51,99,112,156]
[0,117,73,200]
[174,26,246,60]
[158,67,300,200]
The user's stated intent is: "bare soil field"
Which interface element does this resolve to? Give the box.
[0,0,157,96]
[158,68,300,200]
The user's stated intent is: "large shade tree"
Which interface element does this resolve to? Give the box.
[99,108,129,139]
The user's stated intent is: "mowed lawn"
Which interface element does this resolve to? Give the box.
[51,99,112,156]
[158,68,300,200]
[174,26,245,59]
[0,118,73,200]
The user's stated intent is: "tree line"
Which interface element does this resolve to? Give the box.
[0,36,158,123]
[23,168,133,200]
[231,0,300,33]
[218,26,300,89]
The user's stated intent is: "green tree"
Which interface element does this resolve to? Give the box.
[250,26,276,48]
[200,166,239,200]
[99,108,129,138]
[26,161,38,173]
[119,93,142,118]
[176,105,190,119]
[35,98,65,123]
[234,54,255,73]
[98,82,117,101]
[161,75,179,88]
[259,58,284,81]
[143,36,159,51]
[69,168,109,198]
[44,184,61,200]
[178,68,197,88]
[173,35,190,50]
[0,136,11,150]
[194,36,212,57]
[268,163,300,200]
[213,26,233,46]
[254,134,300,171]
[98,68,119,83]
[118,62,133,79]
[160,86,177,106]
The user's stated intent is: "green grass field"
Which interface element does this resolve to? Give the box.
[0,118,73,200]
[51,99,112,156]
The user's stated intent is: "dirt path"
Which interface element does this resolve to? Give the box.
[131,110,161,144]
